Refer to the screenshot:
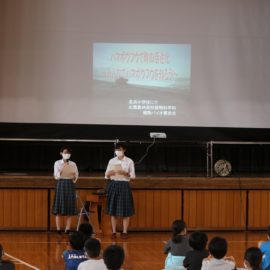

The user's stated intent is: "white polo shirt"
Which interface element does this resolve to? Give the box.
[54,159,79,181]
[105,156,136,181]
[201,258,235,270]
[78,258,107,270]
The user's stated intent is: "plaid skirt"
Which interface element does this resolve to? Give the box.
[52,179,77,216]
[106,180,134,217]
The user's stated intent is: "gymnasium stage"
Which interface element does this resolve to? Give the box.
[0,173,270,232]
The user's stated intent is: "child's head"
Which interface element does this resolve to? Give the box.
[103,245,125,270]
[189,231,208,251]
[0,244,4,260]
[244,247,262,270]
[171,220,187,244]
[172,220,187,235]
[208,237,228,259]
[79,223,93,239]
[267,226,270,239]
[69,231,86,250]
[84,238,101,259]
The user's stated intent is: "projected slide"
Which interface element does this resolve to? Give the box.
[90,43,192,122]
[93,43,191,90]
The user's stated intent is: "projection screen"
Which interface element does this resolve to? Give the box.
[0,0,269,128]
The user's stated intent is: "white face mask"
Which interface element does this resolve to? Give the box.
[115,150,124,158]
[62,153,71,160]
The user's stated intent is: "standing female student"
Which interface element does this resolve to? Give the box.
[105,142,135,239]
[52,146,78,234]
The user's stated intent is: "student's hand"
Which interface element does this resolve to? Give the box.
[116,169,129,176]
[106,170,116,177]
[224,256,235,262]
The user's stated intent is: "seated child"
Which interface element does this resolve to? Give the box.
[63,231,88,270]
[78,223,94,240]
[243,247,262,270]
[259,226,270,270]
[0,244,15,270]
[201,236,235,270]
[183,231,209,270]
[163,220,192,270]
[78,238,107,270]
[103,245,125,270]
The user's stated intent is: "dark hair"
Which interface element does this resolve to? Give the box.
[103,245,125,270]
[171,220,187,244]
[189,231,208,250]
[60,146,72,153]
[267,226,270,237]
[84,238,101,258]
[245,247,262,270]
[69,231,86,250]
[114,142,127,150]
[0,244,3,259]
[79,223,93,238]
[208,237,228,259]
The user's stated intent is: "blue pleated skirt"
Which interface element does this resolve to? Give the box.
[52,179,77,216]
[106,180,134,217]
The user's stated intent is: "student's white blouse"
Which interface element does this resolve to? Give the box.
[105,156,136,181]
[54,159,79,181]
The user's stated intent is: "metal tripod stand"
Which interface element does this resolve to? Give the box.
[76,192,92,231]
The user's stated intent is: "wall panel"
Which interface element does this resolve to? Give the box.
[130,190,182,230]
[0,189,48,230]
[248,191,270,229]
[183,190,246,230]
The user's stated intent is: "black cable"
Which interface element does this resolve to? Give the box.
[135,137,156,165]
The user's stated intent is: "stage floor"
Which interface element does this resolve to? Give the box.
[1,171,270,177]
[0,231,267,270]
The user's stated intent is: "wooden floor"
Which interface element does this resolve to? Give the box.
[0,231,267,270]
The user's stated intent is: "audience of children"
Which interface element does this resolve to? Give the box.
[78,238,107,270]
[63,231,88,270]
[259,226,270,270]
[183,231,209,270]
[58,220,268,270]
[201,236,235,270]
[103,245,125,270]
[164,219,192,269]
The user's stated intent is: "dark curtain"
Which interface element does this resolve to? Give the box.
[1,141,206,174]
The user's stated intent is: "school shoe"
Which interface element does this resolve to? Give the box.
[121,233,128,239]
[111,233,117,239]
